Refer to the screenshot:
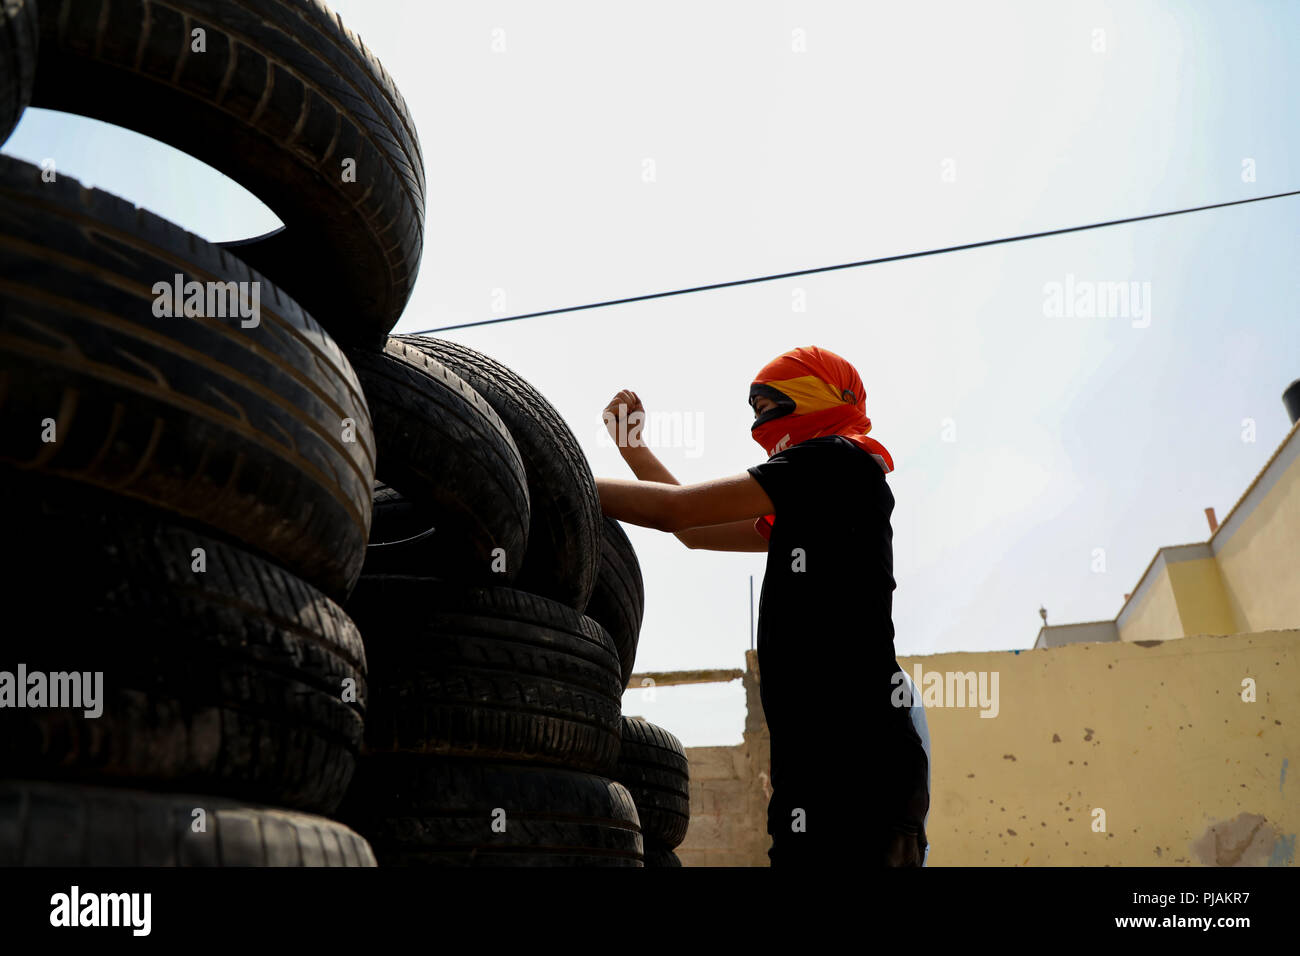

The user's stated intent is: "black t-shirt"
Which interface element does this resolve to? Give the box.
[747,435,913,754]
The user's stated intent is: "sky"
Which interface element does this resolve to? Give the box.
[6,1,1297,746]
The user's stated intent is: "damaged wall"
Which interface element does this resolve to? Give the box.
[674,630,1298,866]
[674,650,771,867]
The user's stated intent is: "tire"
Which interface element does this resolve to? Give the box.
[0,780,376,866]
[0,156,376,603]
[0,497,367,815]
[341,755,642,867]
[643,843,682,867]
[0,0,38,145]
[345,579,622,773]
[347,340,529,585]
[359,480,442,577]
[585,516,645,688]
[32,0,424,348]
[394,335,600,610]
[613,718,690,849]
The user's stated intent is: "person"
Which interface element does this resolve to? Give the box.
[595,345,930,867]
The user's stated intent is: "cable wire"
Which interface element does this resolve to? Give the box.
[406,188,1300,336]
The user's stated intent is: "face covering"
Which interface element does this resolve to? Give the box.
[749,346,894,542]
[749,345,894,473]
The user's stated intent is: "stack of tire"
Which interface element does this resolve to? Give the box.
[593,523,692,866]
[3,0,692,869]
[336,336,672,866]
[613,718,691,867]
[0,0,425,865]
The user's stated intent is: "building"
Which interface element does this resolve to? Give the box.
[1037,381,1300,648]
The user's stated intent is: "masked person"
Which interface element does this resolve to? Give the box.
[596,345,930,867]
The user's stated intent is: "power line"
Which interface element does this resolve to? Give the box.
[406,188,1300,336]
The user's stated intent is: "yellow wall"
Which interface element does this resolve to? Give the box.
[1215,456,1300,633]
[1166,558,1236,636]
[1118,555,1239,643]
[1117,564,1182,643]
[899,630,1298,866]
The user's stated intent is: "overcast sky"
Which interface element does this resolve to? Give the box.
[7,1,1297,746]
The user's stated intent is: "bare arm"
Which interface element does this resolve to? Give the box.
[672,518,771,552]
[596,473,775,535]
[603,390,768,552]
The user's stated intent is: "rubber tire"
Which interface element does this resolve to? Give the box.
[613,717,690,849]
[0,155,376,603]
[0,0,38,145]
[341,755,642,867]
[0,780,376,866]
[345,579,622,774]
[585,516,645,688]
[32,0,425,348]
[359,480,442,577]
[394,335,600,610]
[643,843,682,867]
[0,495,367,815]
[346,340,529,585]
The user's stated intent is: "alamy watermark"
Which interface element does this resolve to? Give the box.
[892,664,999,718]
[0,665,103,718]
[599,409,704,458]
[1043,274,1151,328]
[152,273,261,328]
[50,886,150,936]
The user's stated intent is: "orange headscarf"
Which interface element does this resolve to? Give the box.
[749,346,893,542]
[749,345,894,471]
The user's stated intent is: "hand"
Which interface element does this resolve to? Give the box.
[603,389,646,448]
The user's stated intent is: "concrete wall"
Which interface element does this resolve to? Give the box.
[1214,425,1300,633]
[908,630,1297,865]
[1117,546,1237,644]
[1116,559,1182,644]
[1035,621,1118,649]
[675,650,771,867]
[1167,556,1237,636]
[675,631,1298,866]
